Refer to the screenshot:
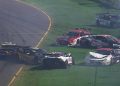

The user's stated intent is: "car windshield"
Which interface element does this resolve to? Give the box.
[67,32,79,37]
[111,15,120,20]
[46,54,62,57]
[107,36,118,42]
[46,52,65,57]
[32,49,47,54]
[95,50,111,55]
[114,49,120,55]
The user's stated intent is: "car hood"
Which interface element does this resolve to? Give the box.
[44,56,67,62]
[89,52,107,59]
[57,36,75,41]
[93,39,108,45]
[117,39,120,43]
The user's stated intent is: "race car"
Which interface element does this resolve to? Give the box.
[0,42,47,64]
[96,13,120,27]
[0,42,20,57]
[56,28,91,46]
[79,35,120,48]
[85,48,120,66]
[79,36,108,48]
[42,52,74,68]
[0,42,44,55]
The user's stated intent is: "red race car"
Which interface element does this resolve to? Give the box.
[56,28,91,46]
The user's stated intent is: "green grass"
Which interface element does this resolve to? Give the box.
[14,0,120,86]
[15,64,120,86]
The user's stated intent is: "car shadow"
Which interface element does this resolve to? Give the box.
[30,65,67,71]
[86,24,118,29]
[50,43,67,47]
[71,0,116,9]
[76,62,112,67]
[89,0,114,9]
[0,55,23,64]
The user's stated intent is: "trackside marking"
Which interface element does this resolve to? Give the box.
[8,66,23,86]
[15,66,23,76]
[8,0,52,86]
[16,0,52,48]
[8,76,16,86]
[35,10,52,48]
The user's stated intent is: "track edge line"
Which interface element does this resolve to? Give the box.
[16,0,52,48]
[8,66,23,86]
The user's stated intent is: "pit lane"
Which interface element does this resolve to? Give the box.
[0,0,50,85]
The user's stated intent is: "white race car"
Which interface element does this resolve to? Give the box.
[1,42,16,46]
[42,52,74,68]
[85,48,120,66]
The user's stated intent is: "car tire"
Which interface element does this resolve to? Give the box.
[72,58,75,65]
[65,60,68,65]
[76,40,80,46]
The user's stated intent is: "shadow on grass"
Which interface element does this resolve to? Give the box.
[86,24,120,29]
[50,43,67,47]
[30,65,44,70]
[76,62,109,67]
[30,65,67,71]
[71,0,98,7]
[77,61,120,67]
[30,63,118,71]
[71,0,116,9]
[89,0,114,9]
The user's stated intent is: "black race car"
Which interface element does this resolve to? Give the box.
[96,13,120,27]
[0,42,48,64]
[42,52,74,69]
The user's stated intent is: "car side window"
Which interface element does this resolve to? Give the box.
[102,15,111,20]
[81,38,87,42]
[80,32,84,36]
[95,36,108,42]
[102,38,108,42]
[114,50,120,55]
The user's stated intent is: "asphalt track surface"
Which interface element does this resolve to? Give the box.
[0,0,49,86]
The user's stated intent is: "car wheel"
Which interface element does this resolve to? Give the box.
[33,57,39,65]
[65,60,68,65]
[76,40,80,46]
